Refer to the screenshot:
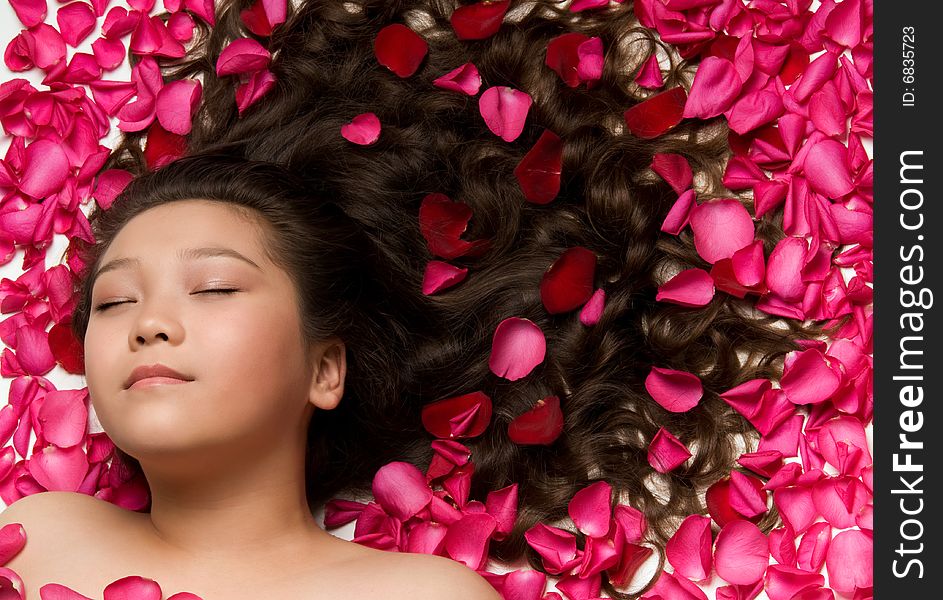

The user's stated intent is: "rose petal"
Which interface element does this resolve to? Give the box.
[780,348,842,405]
[508,395,564,445]
[624,86,687,139]
[103,575,163,600]
[682,56,742,119]
[796,521,831,572]
[514,129,563,204]
[215,37,270,76]
[340,112,381,145]
[479,86,532,142]
[57,1,97,47]
[540,246,596,313]
[648,427,691,473]
[656,268,714,307]
[371,461,434,520]
[422,260,469,295]
[489,317,546,381]
[568,480,612,538]
[19,139,69,199]
[651,153,693,195]
[155,79,202,136]
[666,514,712,581]
[374,23,428,78]
[715,519,769,585]
[689,199,755,264]
[432,62,481,95]
[644,366,703,413]
[825,529,872,593]
[450,0,510,40]
[420,391,492,439]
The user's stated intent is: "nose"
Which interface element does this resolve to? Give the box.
[130,300,184,347]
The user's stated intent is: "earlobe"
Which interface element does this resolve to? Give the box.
[308,339,346,411]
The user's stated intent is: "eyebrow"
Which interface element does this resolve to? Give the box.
[91,246,262,286]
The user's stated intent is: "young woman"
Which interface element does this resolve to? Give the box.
[0,0,872,598]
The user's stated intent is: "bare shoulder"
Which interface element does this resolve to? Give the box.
[355,550,502,600]
[0,491,110,573]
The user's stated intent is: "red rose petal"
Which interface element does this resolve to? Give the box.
[508,395,564,445]
[651,153,693,195]
[374,23,428,78]
[420,391,492,439]
[450,0,510,40]
[624,86,687,139]
[540,246,596,313]
[514,129,563,204]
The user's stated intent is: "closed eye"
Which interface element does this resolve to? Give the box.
[93,288,240,312]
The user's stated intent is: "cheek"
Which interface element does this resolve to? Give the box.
[199,303,308,403]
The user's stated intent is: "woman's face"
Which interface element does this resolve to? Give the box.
[83,199,341,466]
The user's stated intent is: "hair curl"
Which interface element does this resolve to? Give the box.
[67,0,830,595]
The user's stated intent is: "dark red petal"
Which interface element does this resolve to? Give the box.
[142,121,187,170]
[623,86,687,139]
[421,391,493,439]
[508,395,564,445]
[545,32,589,88]
[514,129,563,204]
[47,321,84,374]
[706,474,766,527]
[418,192,491,260]
[540,247,597,314]
[374,23,428,78]
[450,0,510,41]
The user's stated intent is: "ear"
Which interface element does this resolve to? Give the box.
[307,337,346,411]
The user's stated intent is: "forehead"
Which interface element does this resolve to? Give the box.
[101,199,267,262]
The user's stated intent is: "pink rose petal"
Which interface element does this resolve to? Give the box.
[651,153,693,195]
[796,521,831,572]
[644,366,703,413]
[19,139,69,199]
[371,461,433,520]
[648,427,691,473]
[825,529,872,593]
[479,86,532,142]
[656,268,714,307]
[422,260,469,295]
[433,62,481,95]
[57,1,97,48]
[155,79,202,135]
[715,519,769,585]
[666,514,712,581]
[215,37,271,76]
[488,317,546,381]
[340,112,382,145]
[568,480,612,538]
[689,199,755,264]
[682,56,742,119]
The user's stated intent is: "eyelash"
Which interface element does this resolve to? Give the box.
[93,288,240,312]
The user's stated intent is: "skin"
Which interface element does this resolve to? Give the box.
[81,199,364,584]
[0,198,501,599]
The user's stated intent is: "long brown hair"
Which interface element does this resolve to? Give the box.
[68,0,826,595]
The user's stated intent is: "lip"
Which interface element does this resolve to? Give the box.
[125,363,194,389]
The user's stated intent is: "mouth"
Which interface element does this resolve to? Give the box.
[127,377,193,391]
